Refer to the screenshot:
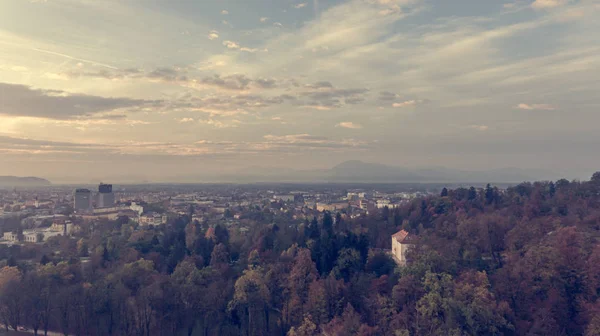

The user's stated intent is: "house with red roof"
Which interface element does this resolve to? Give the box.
[391,229,415,266]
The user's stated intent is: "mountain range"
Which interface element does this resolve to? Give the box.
[210,160,557,184]
[2,161,557,185]
[0,176,52,187]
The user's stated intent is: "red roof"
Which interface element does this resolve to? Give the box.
[392,229,410,243]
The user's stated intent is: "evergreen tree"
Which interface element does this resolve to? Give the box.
[441,187,449,197]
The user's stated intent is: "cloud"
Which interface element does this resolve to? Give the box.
[392,100,426,108]
[516,103,556,110]
[201,74,253,90]
[379,91,399,100]
[295,82,369,109]
[0,82,154,120]
[177,118,195,123]
[531,0,570,9]
[365,0,420,15]
[254,78,278,88]
[336,122,363,129]
[467,124,489,131]
[221,10,229,15]
[198,119,239,128]
[273,22,283,28]
[305,81,334,89]
[223,40,241,49]
[208,30,219,40]
[45,67,143,81]
[146,67,188,82]
[260,17,269,23]
[262,134,368,149]
[222,40,260,52]
[293,3,308,8]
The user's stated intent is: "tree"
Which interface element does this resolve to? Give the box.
[441,188,449,197]
[485,184,495,205]
[322,212,334,236]
[322,303,361,336]
[214,224,229,246]
[333,248,362,282]
[230,269,271,336]
[210,243,230,268]
[468,187,477,201]
[77,238,89,257]
[287,316,318,336]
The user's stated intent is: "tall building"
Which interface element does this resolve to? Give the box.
[74,189,92,212]
[97,183,115,208]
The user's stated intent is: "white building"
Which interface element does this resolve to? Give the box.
[3,223,73,243]
[139,213,167,226]
[391,230,415,266]
[376,199,400,209]
[130,202,144,216]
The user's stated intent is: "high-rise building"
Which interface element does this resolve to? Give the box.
[74,189,92,212]
[97,183,115,208]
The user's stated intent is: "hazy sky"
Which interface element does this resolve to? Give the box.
[0,0,599,182]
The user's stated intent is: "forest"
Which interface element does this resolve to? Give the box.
[2,173,600,336]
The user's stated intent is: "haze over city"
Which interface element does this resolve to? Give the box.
[1,0,599,183]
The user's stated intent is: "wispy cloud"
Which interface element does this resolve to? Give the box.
[392,100,425,108]
[531,0,570,10]
[0,82,155,120]
[293,3,308,9]
[516,103,556,110]
[208,30,219,40]
[336,121,363,129]
[223,40,241,49]
[467,124,489,131]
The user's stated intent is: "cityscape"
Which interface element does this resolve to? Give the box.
[1,0,600,335]
[0,182,433,246]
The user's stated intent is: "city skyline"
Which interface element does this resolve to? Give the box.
[1,0,599,182]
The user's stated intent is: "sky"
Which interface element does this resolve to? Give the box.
[0,0,599,183]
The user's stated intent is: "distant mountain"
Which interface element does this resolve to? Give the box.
[325,161,554,183]
[0,176,51,187]
[218,161,556,184]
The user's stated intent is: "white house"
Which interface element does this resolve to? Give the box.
[391,229,415,266]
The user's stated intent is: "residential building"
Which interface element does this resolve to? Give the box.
[391,229,415,266]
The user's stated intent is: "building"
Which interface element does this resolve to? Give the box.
[97,183,115,208]
[316,202,348,212]
[2,222,73,243]
[376,199,400,209]
[138,213,167,226]
[130,202,144,216]
[79,208,138,222]
[391,229,415,266]
[273,194,295,202]
[74,189,92,212]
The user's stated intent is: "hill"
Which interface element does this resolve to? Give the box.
[0,176,51,187]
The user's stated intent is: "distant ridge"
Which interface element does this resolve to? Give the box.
[325,160,554,183]
[0,176,51,187]
[205,160,556,184]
